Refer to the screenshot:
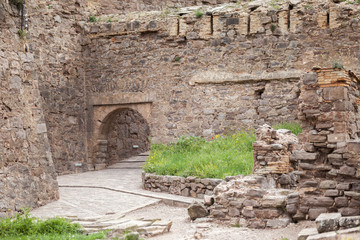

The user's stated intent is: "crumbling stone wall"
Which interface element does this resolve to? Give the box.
[291,69,360,220]
[0,1,58,216]
[107,109,150,165]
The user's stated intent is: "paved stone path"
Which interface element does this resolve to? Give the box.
[31,153,193,220]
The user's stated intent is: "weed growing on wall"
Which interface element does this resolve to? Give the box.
[195,9,204,18]
[9,0,24,8]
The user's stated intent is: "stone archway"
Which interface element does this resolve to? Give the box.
[106,108,150,165]
[87,93,152,170]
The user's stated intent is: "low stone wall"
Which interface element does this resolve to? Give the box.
[142,172,222,199]
[210,175,296,229]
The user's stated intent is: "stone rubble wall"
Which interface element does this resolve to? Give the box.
[209,175,296,229]
[289,69,360,221]
[142,172,222,199]
[253,124,299,176]
[0,1,58,216]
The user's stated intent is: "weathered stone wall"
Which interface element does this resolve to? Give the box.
[142,172,222,198]
[27,0,88,174]
[290,69,360,221]
[7,0,360,174]
[107,109,150,165]
[0,1,58,216]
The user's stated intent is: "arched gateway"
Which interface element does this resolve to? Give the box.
[87,93,152,170]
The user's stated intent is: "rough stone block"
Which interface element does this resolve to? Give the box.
[347,141,360,154]
[266,218,291,228]
[303,72,318,85]
[324,190,339,197]
[309,134,327,143]
[328,134,349,143]
[339,165,356,176]
[319,180,337,189]
[298,228,318,240]
[254,209,282,219]
[323,87,348,101]
[241,206,255,218]
[303,197,334,207]
[335,197,348,207]
[339,216,360,228]
[309,208,327,220]
[261,195,286,208]
[315,213,341,233]
[229,207,240,217]
[339,207,360,216]
[292,151,318,161]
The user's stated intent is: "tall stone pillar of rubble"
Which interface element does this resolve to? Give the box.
[292,68,360,220]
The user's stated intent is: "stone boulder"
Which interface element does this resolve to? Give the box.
[187,201,209,220]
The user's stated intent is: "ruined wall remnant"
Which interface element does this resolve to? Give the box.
[253,124,298,175]
[291,68,360,220]
[0,1,58,216]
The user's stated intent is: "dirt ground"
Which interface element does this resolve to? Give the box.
[125,203,316,240]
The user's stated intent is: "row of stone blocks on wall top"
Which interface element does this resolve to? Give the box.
[84,3,346,39]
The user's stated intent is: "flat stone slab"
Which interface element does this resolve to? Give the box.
[298,228,318,240]
[307,231,337,240]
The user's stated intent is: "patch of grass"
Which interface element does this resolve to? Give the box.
[273,122,302,136]
[0,209,107,240]
[195,9,204,18]
[144,122,302,179]
[270,23,277,32]
[143,131,256,179]
[88,15,98,23]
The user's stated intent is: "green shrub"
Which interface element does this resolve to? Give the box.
[195,9,204,18]
[273,122,302,136]
[333,62,344,70]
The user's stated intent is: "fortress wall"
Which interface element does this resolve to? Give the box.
[26,0,88,173]
[0,1,58,215]
[83,1,360,147]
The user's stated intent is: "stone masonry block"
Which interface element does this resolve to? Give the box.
[339,216,360,228]
[328,134,349,143]
[323,87,348,101]
[292,151,318,161]
[315,213,341,233]
[298,228,318,240]
[347,141,360,154]
[319,180,337,189]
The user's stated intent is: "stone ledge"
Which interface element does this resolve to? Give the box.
[189,70,302,86]
[89,93,154,106]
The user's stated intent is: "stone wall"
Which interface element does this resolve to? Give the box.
[6,0,360,175]
[27,0,88,174]
[290,69,360,220]
[142,172,222,199]
[0,1,58,216]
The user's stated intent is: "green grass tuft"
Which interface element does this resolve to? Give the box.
[195,9,204,18]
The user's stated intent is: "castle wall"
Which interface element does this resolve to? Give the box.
[0,1,58,216]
